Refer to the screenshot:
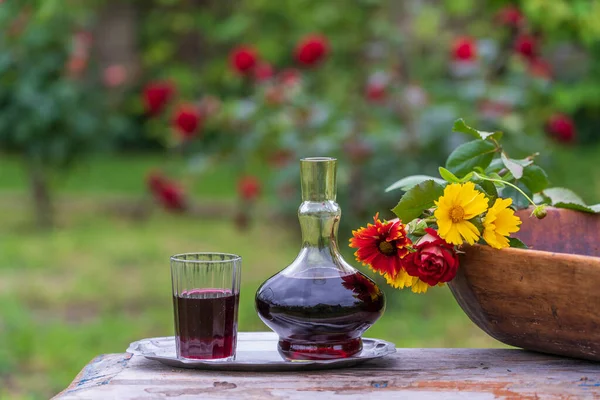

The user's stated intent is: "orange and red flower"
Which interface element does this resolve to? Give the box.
[341,273,382,303]
[349,213,412,279]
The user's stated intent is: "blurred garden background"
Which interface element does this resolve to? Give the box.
[1,0,600,398]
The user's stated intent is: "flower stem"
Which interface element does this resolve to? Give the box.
[472,172,537,207]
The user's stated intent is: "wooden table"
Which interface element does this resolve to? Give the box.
[54,346,600,399]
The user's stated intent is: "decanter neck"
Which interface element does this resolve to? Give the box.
[300,157,337,202]
[298,157,340,249]
[298,200,341,248]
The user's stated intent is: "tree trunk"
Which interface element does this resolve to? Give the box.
[29,166,53,229]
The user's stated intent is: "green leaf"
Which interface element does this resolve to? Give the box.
[438,167,460,183]
[452,119,503,141]
[485,158,504,174]
[446,140,497,178]
[543,187,585,205]
[391,180,445,223]
[459,172,474,183]
[385,175,445,192]
[511,158,534,167]
[552,202,600,214]
[508,237,529,249]
[501,153,524,179]
[469,216,483,233]
[519,165,549,193]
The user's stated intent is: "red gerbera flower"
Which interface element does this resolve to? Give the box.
[349,213,412,278]
[230,46,258,74]
[295,34,329,67]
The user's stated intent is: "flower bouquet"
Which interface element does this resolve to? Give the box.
[349,119,600,361]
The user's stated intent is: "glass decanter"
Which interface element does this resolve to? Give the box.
[255,157,385,360]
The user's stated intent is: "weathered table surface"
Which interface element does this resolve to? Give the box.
[54,347,600,399]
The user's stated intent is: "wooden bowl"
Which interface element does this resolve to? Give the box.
[448,207,600,361]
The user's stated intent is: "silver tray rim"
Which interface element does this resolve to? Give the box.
[126,331,396,371]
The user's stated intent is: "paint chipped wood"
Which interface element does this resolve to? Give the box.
[55,348,600,399]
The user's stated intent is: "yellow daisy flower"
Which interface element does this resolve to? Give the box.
[384,269,414,289]
[434,182,488,245]
[410,278,430,294]
[483,198,522,249]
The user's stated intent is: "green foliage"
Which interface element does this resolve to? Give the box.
[508,237,528,249]
[391,180,445,223]
[392,119,598,226]
[453,118,502,141]
[385,175,446,192]
[542,187,600,213]
[445,140,497,178]
[0,2,124,169]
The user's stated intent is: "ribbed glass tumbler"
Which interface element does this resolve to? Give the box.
[170,252,242,360]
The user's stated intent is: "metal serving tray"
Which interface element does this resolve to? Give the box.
[126,331,396,371]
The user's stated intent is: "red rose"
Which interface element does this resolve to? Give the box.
[146,171,165,194]
[146,172,186,212]
[143,81,175,116]
[157,183,186,211]
[230,46,258,74]
[103,64,127,88]
[365,82,386,102]
[267,149,294,168]
[403,228,459,286]
[254,62,274,81]
[514,34,537,59]
[295,34,329,66]
[66,56,88,78]
[496,5,523,27]
[172,105,202,139]
[452,37,477,61]
[238,176,261,201]
[546,114,576,143]
[279,68,301,86]
[528,58,552,79]
[265,86,285,106]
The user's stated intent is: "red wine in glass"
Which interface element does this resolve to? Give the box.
[173,289,239,359]
[255,267,385,360]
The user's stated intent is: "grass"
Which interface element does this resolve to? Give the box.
[1,147,599,399]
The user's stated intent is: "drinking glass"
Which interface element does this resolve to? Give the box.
[170,252,242,360]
